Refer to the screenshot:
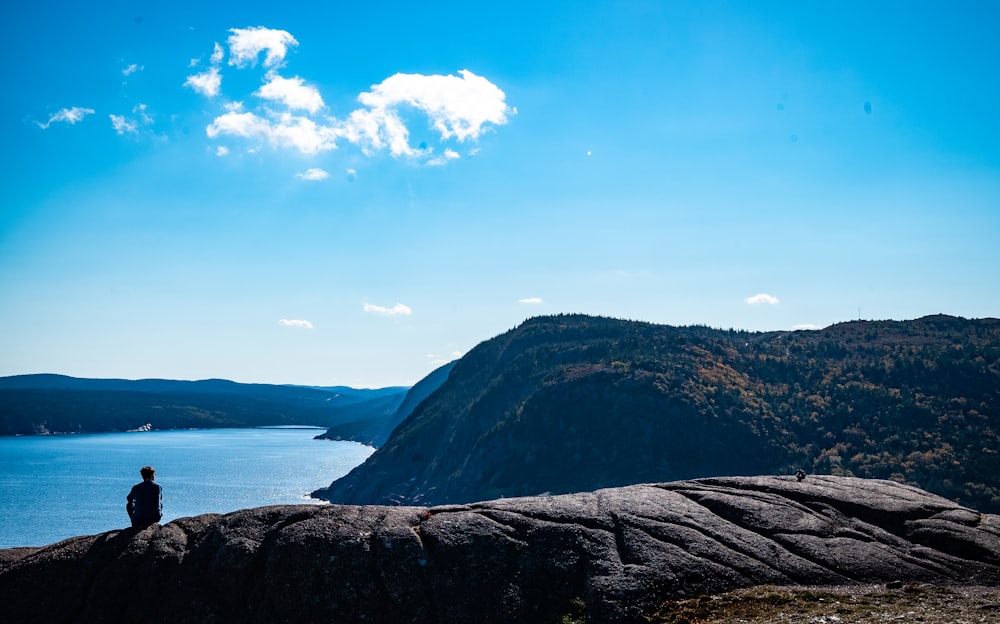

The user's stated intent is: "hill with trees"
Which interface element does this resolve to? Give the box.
[0,375,408,436]
[314,314,1000,513]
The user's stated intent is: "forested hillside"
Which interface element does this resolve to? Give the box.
[0,375,408,436]
[315,314,1000,513]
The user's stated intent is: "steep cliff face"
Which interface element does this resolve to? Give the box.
[314,314,1000,511]
[3,477,999,624]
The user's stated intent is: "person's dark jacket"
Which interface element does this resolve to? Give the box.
[126,479,162,526]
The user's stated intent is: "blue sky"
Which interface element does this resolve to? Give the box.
[2,1,998,388]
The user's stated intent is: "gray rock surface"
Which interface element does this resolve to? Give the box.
[2,476,998,623]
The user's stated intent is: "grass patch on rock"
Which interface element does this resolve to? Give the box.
[647,584,1000,624]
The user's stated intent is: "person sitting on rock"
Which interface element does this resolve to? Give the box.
[126,465,163,528]
[795,469,806,482]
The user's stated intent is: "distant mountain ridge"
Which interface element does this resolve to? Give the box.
[0,374,411,437]
[315,314,1000,513]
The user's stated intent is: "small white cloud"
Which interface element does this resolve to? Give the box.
[110,114,138,135]
[793,324,820,330]
[278,319,314,329]
[296,167,329,181]
[255,74,324,113]
[37,106,95,129]
[519,297,543,304]
[122,63,142,76]
[745,293,780,305]
[227,26,298,68]
[210,42,225,64]
[427,148,461,166]
[427,351,464,365]
[345,168,357,181]
[185,67,222,97]
[363,302,412,316]
[216,145,230,156]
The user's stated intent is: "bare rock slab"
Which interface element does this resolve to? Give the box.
[2,476,998,623]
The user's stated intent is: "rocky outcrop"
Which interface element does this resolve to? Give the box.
[2,476,999,623]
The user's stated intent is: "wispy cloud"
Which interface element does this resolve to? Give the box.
[745,293,780,305]
[109,114,138,135]
[122,63,143,76]
[363,302,412,316]
[519,297,543,304]
[37,107,95,129]
[192,27,512,165]
[428,148,461,166]
[216,145,229,156]
[278,319,314,329]
[793,324,820,330]
[296,167,329,181]
[109,104,153,135]
[210,42,225,64]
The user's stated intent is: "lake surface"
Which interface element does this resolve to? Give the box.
[0,428,374,548]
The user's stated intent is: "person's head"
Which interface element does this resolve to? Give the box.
[140,466,156,480]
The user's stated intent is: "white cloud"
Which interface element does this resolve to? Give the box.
[363,302,412,316]
[745,293,780,305]
[338,70,512,159]
[255,74,324,113]
[210,42,225,64]
[296,167,329,181]
[216,145,230,156]
[793,324,820,330]
[427,148,461,166]
[110,114,138,135]
[356,70,510,142]
[199,28,510,164]
[206,109,338,154]
[519,297,543,304]
[345,168,357,181]
[270,113,338,153]
[37,107,94,129]
[227,26,297,68]
[133,103,153,124]
[108,104,153,136]
[185,67,222,97]
[122,63,142,76]
[206,109,270,138]
[278,319,314,329]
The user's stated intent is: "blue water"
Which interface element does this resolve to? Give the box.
[0,428,374,548]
